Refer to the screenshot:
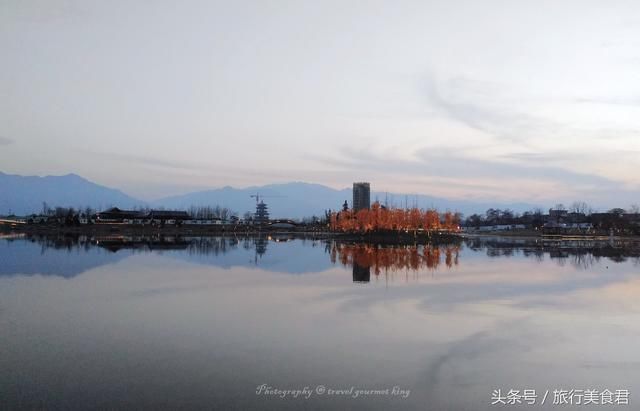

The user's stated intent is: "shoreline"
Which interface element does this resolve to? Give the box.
[1,224,461,244]
[462,230,640,243]
[4,224,640,244]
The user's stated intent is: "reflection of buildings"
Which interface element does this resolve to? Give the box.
[352,262,370,283]
[463,237,640,270]
[0,234,338,277]
[352,182,370,211]
[253,236,268,264]
[97,207,191,224]
[0,235,130,278]
[5,234,640,282]
[269,234,296,242]
[97,237,189,252]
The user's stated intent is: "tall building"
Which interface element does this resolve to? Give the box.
[352,262,371,283]
[352,182,370,211]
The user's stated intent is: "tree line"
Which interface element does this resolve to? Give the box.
[36,203,237,218]
[330,202,461,233]
[463,202,640,233]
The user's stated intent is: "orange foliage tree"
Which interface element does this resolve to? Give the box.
[330,202,460,233]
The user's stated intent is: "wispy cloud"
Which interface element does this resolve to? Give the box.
[423,75,561,144]
[575,96,640,107]
[81,150,207,172]
[423,75,640,147]
[499,152,566,163]
[325,146,618,188]
[312,145,629,205]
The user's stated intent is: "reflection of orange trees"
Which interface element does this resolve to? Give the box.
[330,202,460,233]
[330,243,460,274]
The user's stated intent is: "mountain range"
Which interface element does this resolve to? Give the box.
[0,171,541,218]
[0,172,139,215]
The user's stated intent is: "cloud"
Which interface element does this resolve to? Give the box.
[422,75,561,144]
[310,144,640,208]
[81,150,208,172]
[322,146,619,189]
[575,96,640,107]
[0,137,15,146]
[499,152,567,163]
[422,75,640,147]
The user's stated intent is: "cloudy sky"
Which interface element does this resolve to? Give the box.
[1,0,640,207]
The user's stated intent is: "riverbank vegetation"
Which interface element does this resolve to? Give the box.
[329,202,461,233]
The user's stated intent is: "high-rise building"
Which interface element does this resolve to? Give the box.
[352,182,370,211]
[352,262,371,283]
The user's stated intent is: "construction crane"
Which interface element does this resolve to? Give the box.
[249,193,285,205]
[250,193,264,205]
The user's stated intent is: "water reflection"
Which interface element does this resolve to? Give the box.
[0,234,333,277]
[329,243,460,284]
[352,263,371,283]
[0,234,130,278]
[464,236,640,269]
[3,234,640,410]
[2,234,640,278]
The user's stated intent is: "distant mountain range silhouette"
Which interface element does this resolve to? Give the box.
[0,171,540,217]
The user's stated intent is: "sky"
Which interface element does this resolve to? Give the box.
[1,0,640,208]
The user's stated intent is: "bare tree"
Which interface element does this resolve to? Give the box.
[187,205,235,220]
[570,201,591,215]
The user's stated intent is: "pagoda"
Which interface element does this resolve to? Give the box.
[254,201,270,225]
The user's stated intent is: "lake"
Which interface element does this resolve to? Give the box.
[1,234,639,410]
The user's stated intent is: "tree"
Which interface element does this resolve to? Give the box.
[501,209,514,222]
[442,211,459,230]
[485,208,501,223]
[570,201,591,215]
[424,210,440,230]
[465,213,483,228]
[83,206,94,217]
[329,206,460,233]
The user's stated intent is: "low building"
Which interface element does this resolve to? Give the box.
[270,219,298,229]
[97,208,193,225]
[566,222,593,229]
[123,218,146,225]
[622,213,640,225]
[184,218,224,225]
[28,215,49,224]
[548,209,568,223]
[97,207,144,223]
[474,224,526,232]
[139,210,191,225]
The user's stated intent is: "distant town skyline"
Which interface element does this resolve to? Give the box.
[2,1,640,207]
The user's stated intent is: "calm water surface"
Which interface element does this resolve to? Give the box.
[1,234,640,410]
